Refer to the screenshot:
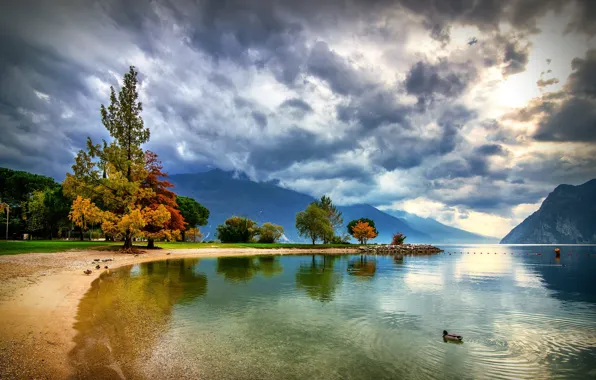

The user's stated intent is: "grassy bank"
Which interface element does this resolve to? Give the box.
[0,240,354,255]
[0,240,120,255]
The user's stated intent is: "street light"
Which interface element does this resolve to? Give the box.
[1,203,8,241]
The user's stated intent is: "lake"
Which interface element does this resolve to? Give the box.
[69,245,596,379]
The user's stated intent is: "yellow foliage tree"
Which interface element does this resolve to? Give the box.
[62,67,173,249]
[351,221,378,244]
[185,227,203,242]
[69,196,104,241]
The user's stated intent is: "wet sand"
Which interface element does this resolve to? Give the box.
[0,247,357,378]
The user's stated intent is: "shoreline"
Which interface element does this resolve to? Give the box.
[0,247,358,378]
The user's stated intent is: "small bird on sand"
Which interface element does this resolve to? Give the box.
[167,252,171,255]
[104,265,108,269]
[83,269,92,275]
[93,259,100,262]
[95,265,101,270]
[443,330,463,342]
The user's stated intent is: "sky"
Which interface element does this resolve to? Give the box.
[1,0,595,238]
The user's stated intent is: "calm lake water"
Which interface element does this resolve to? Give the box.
[70,245,596,379]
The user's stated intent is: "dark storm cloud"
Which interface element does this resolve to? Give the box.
[517,50,596,142]
[565,0,596,36]
[474,144,507,156]
[437,105,476,154]
[246,128,356,172]
[366,105,475,171]
[208,73,236,91]
[279,98,313,120]
[396,0,596,42]
[534,98,596,142]
[502,41,531,76]
[424,151,508,182]
[1,0,595,225]
[510,151,596,186]
[336,89,411,130]
[307,41,374,96]
[567,50,596,98]
[405,60,476,107]
[279,98,313,113]
[251,111,268,127]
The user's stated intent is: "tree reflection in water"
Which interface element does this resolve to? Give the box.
[69,258,207,378]
[216,255,284,282]
[296,255,342,302]
[347,255,377,279]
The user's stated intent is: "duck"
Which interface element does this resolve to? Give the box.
[104,265,109,269]
[443,330,463,342]
[83,269,92,275]
[95,265,101,270]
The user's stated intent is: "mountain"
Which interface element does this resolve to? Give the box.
[386,210,499,244]
[501,179,596,244]
[169,169,491,244]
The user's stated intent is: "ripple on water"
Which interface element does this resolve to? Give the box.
[70,254,596,379]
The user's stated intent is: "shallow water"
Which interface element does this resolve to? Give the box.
[70,245,596,379]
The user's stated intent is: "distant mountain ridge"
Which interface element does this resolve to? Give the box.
[501,179,596,244]
[169,169,497,244]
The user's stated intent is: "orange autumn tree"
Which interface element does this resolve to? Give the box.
[141,151,186,248]
[351,221,378,244]
[63,66,173,249]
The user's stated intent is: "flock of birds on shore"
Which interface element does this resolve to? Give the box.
[83,258,113,275]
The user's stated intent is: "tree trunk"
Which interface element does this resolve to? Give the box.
[311,237,316,245]
[181,230,186,242]
[79,225,84,241]
[123,232,133,249]
[147,238,155,249]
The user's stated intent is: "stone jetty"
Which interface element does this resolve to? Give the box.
[358,244,443,259]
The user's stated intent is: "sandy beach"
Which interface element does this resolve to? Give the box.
[0,247,357,379]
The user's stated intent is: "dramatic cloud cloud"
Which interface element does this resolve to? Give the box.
[509,50,596,142]
[1,0,595,237]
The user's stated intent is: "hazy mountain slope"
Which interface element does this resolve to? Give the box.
[501,179,596,244]
[169,170,431,242]
[169,170,487,243]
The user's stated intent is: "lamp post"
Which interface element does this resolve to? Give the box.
[4,204,8,241]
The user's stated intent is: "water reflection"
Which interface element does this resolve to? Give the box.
[257,255,283,277]
[216,256,284,282]
[69,258,207,378]
[70,249,596,379]
[216,257,259,282]
[295,255,341,302]
[347,255,377,278]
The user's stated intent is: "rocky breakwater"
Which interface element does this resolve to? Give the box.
[358,244,443,259]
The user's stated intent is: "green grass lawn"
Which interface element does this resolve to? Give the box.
[0,240,354,255]
[0,240,120,255]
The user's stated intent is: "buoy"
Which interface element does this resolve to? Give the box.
[555,248,561,258]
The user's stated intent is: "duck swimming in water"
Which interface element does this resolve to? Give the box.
[443,330,463,342]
